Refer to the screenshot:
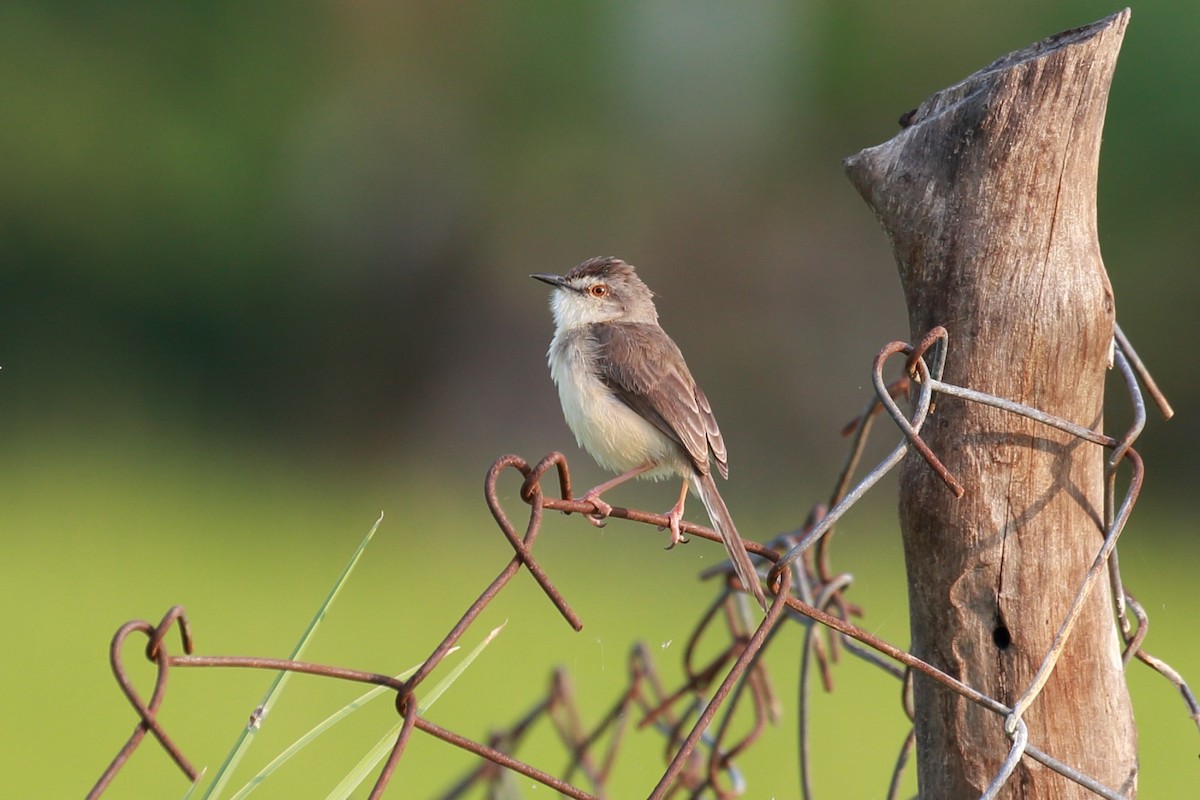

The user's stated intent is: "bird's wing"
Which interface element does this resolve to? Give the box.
[591,322,727,478]
[694,383,728,479]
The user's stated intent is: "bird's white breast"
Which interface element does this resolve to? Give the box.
[548,330,681,480]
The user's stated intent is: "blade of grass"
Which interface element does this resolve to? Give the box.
[226,657,439,800]
[182,769,207,799]
[196,513,384,800]
[324,621,507,800]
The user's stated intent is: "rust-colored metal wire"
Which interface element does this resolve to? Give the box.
[86,326,1193,799]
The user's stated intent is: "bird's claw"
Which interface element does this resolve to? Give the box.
[580,491,612,527]
[661,507,688,549]
[662,534,689,550]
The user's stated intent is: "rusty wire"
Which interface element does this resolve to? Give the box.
[87,325,1193,800]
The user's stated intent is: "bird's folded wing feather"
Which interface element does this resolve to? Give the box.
[591,322,728,478]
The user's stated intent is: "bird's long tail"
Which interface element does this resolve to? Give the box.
[692,471,768,611]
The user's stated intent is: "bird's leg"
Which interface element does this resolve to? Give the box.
[661,479,691,549]
[579,462,655,526]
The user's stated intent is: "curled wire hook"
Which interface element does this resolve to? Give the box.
[486,452,582,630]
[87,607,198,799]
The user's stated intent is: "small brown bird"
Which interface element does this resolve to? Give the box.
[532,257,767,610]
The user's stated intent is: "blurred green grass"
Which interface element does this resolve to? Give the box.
[2,426,1196,798]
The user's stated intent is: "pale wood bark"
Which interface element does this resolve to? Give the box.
[844,10,1137,799]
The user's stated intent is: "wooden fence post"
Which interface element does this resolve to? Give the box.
[844,10,1137,798]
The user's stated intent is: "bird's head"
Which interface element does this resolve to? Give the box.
[532,257,658,330]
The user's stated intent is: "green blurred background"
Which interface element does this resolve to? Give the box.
[3,2,1196,797]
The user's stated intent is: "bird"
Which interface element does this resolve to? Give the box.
[531,256,767,610]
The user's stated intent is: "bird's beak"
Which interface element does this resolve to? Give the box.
[531,273,569,289]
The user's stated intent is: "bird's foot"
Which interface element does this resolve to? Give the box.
[579,490,613,528]
[661,505,688,549]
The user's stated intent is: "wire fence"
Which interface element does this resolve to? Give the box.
[88,324,1195,799]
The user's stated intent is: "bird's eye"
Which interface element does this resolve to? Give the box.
[588,283,609,298]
